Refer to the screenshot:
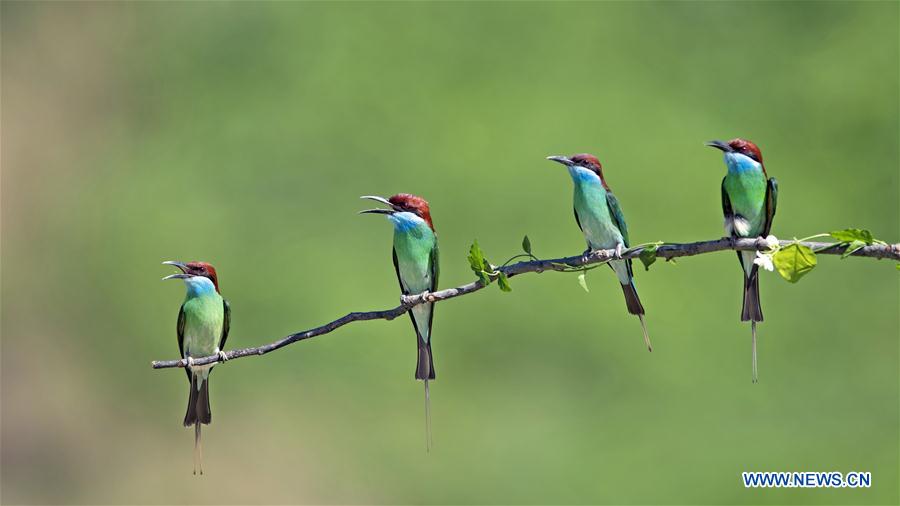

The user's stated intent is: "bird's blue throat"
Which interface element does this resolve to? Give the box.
[389,211,427,233]
[724,152,763,174]
[568,166,603,186]
[183,276,218,298]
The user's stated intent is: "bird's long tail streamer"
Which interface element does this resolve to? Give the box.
[194,421,203,475]
[424,380,432,453]
[751,321,758,384]
[638,314,652,352]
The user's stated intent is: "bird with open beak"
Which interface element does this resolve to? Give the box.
[706,138,778,383]
[360,194,439,451]
[162,260,231,474]
[546,153,651,352]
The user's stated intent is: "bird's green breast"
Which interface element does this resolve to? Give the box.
[393,224,435,294]
[724,170,767,236]
[573,181,622,249]
[182,293,224,357]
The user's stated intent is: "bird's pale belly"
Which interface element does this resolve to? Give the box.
[579,209,624,250]
[184,330,220,358]
[397,258,430,293]
[395,256,434,341]
[184,329,220,380]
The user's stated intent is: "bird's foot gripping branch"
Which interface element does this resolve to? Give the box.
[151,229,899,370]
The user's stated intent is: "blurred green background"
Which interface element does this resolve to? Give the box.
[2,1,897,504]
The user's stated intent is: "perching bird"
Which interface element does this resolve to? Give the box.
[706,139,777,383]
[547,154,651,352]
[360,194,439,451]
[162,261,230,474]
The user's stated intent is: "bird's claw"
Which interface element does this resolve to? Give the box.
[581,248,593,264]
[183,356,195,368]
[217,351,228,363]
[402,291,435,305]
[614,244,624,260]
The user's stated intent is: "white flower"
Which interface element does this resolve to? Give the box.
[763,235,779,249]
[753,251,775,272]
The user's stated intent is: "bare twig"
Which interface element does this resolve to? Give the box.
[151,237,900,369]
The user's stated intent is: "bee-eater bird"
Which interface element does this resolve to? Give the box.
[162,261,231,474]
[706,139,778,383]
[360,194,439,451]
[546,154,651,352]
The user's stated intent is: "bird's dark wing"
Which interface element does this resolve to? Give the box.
[605,191,630,247]
[426,241,439,335]
[220,299,231,351]
[177,304,190,382]
[762,177,778,236]
[605,191,636,280]
[721,177,735,237]
[392,247,408,295]
[429,241,440,293]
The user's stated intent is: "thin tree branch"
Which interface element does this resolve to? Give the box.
[151,237,900,369]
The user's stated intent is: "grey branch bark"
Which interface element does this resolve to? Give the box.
[151,237,900,369]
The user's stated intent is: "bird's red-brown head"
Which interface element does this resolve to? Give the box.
[728,139,762,164]
[546,153,609,189]
[570,154,603,174]
[359,193,434,230]
[706,138,766,174]
[162,261,221,292]
[388,194,433,229]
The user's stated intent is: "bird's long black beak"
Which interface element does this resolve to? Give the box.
[359,195,396,215]
[162,260,190,281]
[705,140,733,152]
[546,155,573,166]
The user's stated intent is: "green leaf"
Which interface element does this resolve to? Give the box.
[830,228,874,245]
[466,239,484,274]
[577,271,589,292]
[522,235,532,255]
[773,243,817,283]
[841,240,866,259]
[497,272,512,292]
[467,240,485,274]
[639,245,658,271]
